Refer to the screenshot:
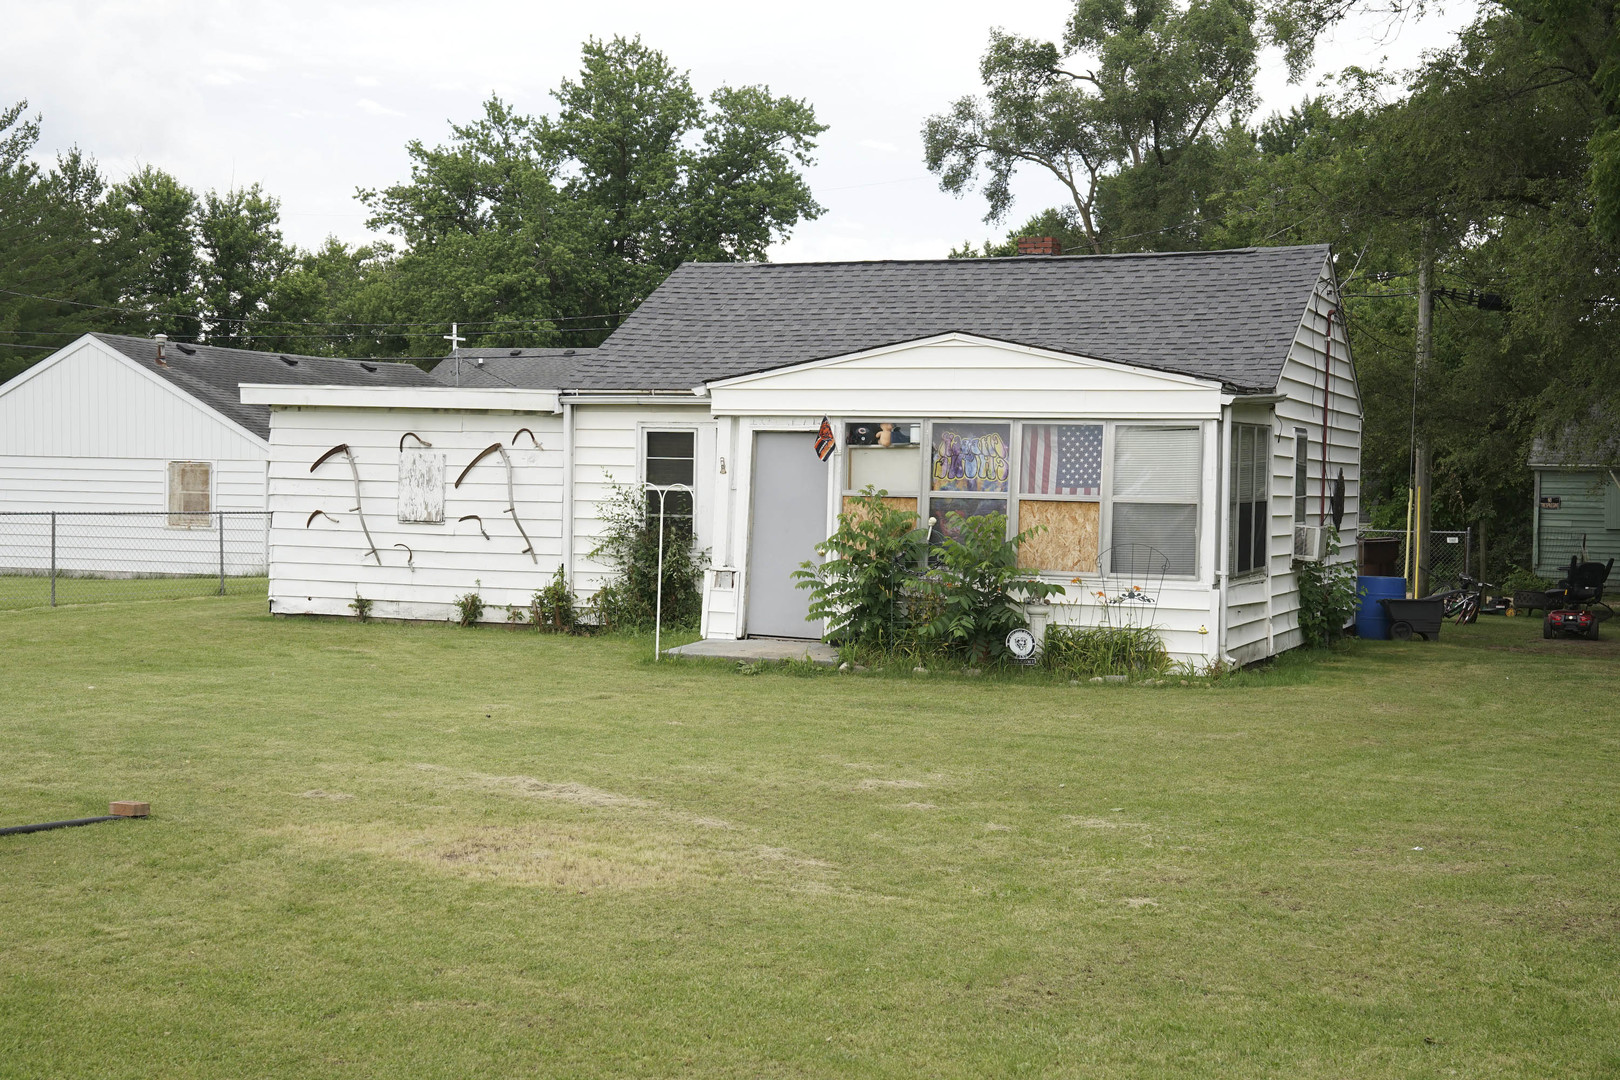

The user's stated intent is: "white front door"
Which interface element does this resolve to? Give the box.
[746,431,829,638]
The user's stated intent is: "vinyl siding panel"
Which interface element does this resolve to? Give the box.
[1535,469,1620,575]
[265,405,566,621]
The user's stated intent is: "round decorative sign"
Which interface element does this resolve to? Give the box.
[1005,627,1037,661]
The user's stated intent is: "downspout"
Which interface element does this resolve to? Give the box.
[1321,305,1338,528]
[561,399,575,588]
[1216,402,1234,668]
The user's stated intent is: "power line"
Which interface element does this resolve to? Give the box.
[0,287,632,330]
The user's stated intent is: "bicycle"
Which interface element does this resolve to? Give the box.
[1425,574,1493,625]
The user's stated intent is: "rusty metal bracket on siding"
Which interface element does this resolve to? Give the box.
[454,443,536,563]
[399,431,433,451]
[310,443,382,564]
[457,514,491,541]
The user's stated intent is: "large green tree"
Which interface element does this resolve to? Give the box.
[0,101,112,381]
[361,36,826,353]
[923,0,1259,253]
[98,165,201,340]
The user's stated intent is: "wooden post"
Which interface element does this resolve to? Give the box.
[1413,232,1434,598]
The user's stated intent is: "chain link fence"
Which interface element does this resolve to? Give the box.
[1359,527,1472,589]
[0,511,270,611]
[1540,530,1607,575]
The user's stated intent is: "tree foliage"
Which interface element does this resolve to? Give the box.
[924,0,1259,252]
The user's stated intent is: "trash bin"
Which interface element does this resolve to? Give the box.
[1356,576,1406,640]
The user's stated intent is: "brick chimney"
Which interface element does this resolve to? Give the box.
[1015,236,1062,256]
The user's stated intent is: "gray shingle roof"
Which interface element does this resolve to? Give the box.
[426,348,584,390]
[576,245,1331,393]
[92,333,437,439]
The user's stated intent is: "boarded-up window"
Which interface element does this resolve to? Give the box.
[1017,500,1099,572]
[840,495,919,528]
[167,461,211,528]
[398,451,445,524]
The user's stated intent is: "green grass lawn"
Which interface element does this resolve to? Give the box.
[0,574,267,612]
[1,599,1616,1078]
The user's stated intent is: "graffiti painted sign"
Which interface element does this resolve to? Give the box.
[931,423,1011,493]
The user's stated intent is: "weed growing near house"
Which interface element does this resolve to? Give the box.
[349,594,373,622]
[917,510,1064,664]
[1042,623,1171,679]
[509,566,580,632]
[589,485,707,630]
[1297,532,1361,647]
[453,581,485,626]
[794,486,929,650]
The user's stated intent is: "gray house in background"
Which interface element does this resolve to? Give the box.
[1531,436,1620,575]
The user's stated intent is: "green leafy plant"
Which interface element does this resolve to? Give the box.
[1500,565,1552,595]
[348,594,373,622]
[1296,531,1360,647]
[587,485,708,631]
[915,511,1065,665]
[794,487,930,649]
[453,580,485,627]
[1043,624,1170,678]
[526,565,579,633]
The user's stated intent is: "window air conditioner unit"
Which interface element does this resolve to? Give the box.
[1293,524,1329,563]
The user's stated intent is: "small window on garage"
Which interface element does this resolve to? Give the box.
[1231,424,1270,575]
[644,430,695,537]
[167,461,212,528]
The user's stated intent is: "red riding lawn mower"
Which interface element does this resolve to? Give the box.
[1542,556,1613,640]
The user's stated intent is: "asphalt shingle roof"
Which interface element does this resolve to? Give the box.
[576,245,1332,393]
[92,333,437,439]
[426,348,583,390]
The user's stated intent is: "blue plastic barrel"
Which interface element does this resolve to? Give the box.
[1356,576,1407,640]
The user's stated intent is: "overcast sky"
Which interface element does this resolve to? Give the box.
[9,0,1477,263]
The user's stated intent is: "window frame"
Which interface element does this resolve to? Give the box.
[1230,423,1271,578]
[1293,427,1310,525]
[166,460,213,529]
[824,417,1206,580]
[639,426,699,537]
[1106,423,1203,580]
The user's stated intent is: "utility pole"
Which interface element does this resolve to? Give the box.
[1412,231,1434,598]
[444,322,465,386]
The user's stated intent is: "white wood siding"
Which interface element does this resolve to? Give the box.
[709,335,1223,420]
[1233,261,1361,658]
[266,406,564,621]
[0,337,270,575]
[569,403,716,601]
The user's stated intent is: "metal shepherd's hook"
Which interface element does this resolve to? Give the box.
[644,483,694,662]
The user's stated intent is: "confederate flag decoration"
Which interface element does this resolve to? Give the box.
[814,416,836,462]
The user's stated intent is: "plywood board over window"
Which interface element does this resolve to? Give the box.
[398,450,446,524]
[1018,500,1099,572]
[840,495,919,527]
[167,461,211,528]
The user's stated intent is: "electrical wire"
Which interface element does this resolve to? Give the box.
[0,287,631,330]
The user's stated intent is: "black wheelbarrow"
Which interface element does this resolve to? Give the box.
[1379,597,1445,641]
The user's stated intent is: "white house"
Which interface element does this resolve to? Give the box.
[0,332,434,577]
[246,244,1359,667]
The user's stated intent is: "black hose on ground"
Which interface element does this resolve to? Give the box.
[0,815,123,837]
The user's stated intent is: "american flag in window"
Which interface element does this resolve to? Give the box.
[1021,424,1102,496]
